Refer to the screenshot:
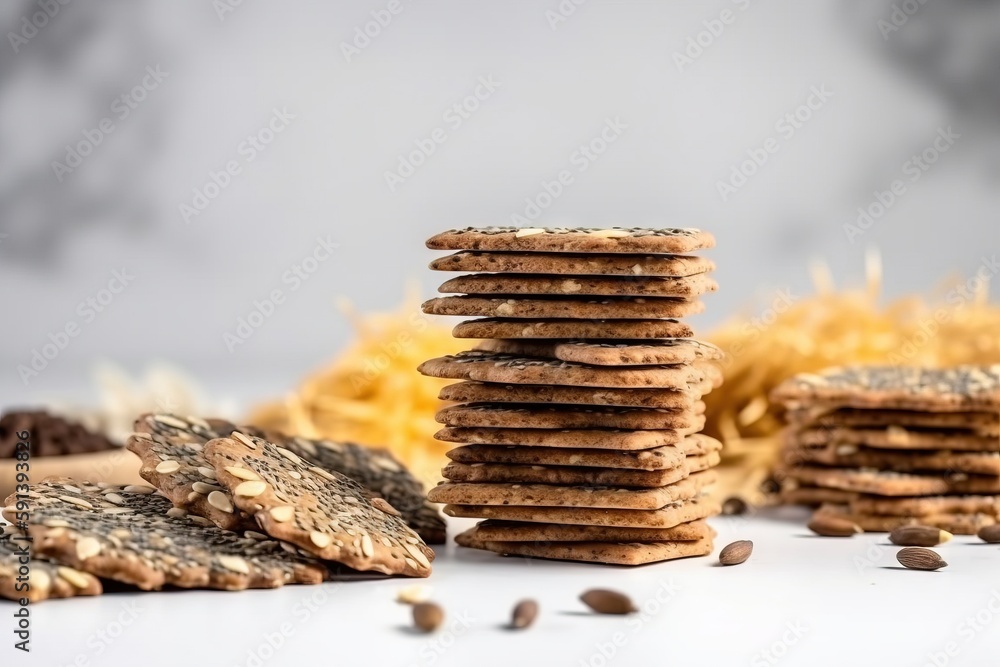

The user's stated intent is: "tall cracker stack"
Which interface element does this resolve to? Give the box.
[773,366,1000,534]
[418,227,724,565]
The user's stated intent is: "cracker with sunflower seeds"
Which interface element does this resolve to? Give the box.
[204,433,435,577]
[126,414,255,532]
[276,436,446,544]
[1,527,103,602]
[2,479,328,591]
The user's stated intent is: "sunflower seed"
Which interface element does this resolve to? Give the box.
[224,466,261,481]
[155,460,182,474]
[234,481,267,497]
[207,491,234,513]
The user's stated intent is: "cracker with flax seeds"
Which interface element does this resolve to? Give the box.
[475,537,714,565]
[430,251,715,277]
[784,407,1000,436]
[427,470,717,510]
[3,479,328,591]
[437,273,719,298]
[772,365,1000,411]
[129,415,446,544]
[439,380,709,409]
[435,426,699,450]
[467,518,716,543]
[422,295,706,320]
[1,528,102,602]
[475,338,723,367]
[813,504,996,535]
[452,318,694,340]
[444,495,720,528]
[204,433,434,577]
[784,444,1000,476]
[275,435,446,544]
[446,442,686,471]
[441,452,719,488]
[419,350,710,389]
[426,226,716,254]
[780,465,1000,497]
[789,425,1000,452]
[127,414,255,532]
[435,403,706,431]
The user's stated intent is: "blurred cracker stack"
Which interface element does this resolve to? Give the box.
[419,226,724,565]
[773,365,1000,534]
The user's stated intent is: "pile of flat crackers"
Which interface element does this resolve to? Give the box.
[774,366,1000,534]
[419,226,724,565]
[1,414,441,602]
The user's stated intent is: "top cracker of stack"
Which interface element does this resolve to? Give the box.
[773,366,1000,534]
[418,226,724,565]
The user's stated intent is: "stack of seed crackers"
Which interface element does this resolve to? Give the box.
[1,414,439,602]
[418,226,724,565]
[773,366,1000,534]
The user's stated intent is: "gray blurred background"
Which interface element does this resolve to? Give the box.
[1,0,998,407]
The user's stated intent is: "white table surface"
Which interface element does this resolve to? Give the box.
[9,507,1000,667]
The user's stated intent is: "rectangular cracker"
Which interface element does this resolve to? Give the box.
[426,226,715,254]
[785,407,1000,436]
[780,465,1000,497]
[469,518,716,543]
[446,443,684,471]
[435,403,705,431]
[772,365,1000,411]
[814,504,996,535]
[848,494,1000,517]
[438,273,718,298]
[445,434,721,470]
[441,453,719,488]
[452,318,694,340]
[426,470,717,509]
[435,426,697,450]
[439,381,708,409]
[473,537,714,565]
[790,426,1000,452]
[444,495,720,527]
[422,295,705,320]
[780,485,859,506]
[475,338,723,367]
[784,443,1000,476]
[419,351,709,389]
[430,251,716,277]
